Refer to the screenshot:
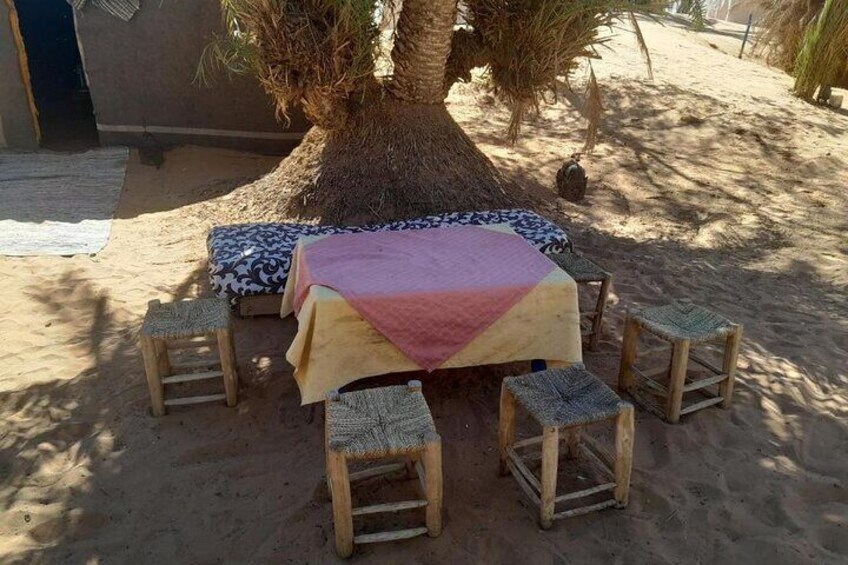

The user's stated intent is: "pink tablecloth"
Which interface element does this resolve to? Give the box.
[293,226,556,371]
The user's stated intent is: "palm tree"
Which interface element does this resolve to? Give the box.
[200,0,658,224]
[757,0,848,102]
[757,0,825,73]
[677,0,706,31]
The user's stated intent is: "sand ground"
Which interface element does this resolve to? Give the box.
[1,17,846,565]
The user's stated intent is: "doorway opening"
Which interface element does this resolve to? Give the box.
[13,0,98,151]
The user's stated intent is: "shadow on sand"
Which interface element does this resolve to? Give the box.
[1,198,844,562]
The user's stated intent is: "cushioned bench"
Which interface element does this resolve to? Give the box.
[207,209,572,316]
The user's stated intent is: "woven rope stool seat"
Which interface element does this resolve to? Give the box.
[498,365,634,529]
[633,302,736,343]
[141,298,231,339]
[138,298,237,416]
[325,381,442,558]
[618,301,743,423]
[505,365,622,428]
[550,252,611,283]
[550,252,612,350]
[328,384,437,458]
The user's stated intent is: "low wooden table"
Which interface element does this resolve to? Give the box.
[280,227,583,404]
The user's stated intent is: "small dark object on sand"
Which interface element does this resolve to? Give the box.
[556,153,587,202]
[138,133,166,168]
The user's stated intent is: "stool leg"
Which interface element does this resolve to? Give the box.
[423,432,443,537]
[540,426,559,529]
[589,277,612,351]
[324,399,333,498]
[154,339,171,376]
[618,316,640,392]
[565,428,581,459]
[498,385,516,476]
[217,328,238,407]
[327,449,354,558]
[719,325,743,409]
[614,404,634,508]
[665,340,690,424]
[404,458,418,479]
[140,335,166,417]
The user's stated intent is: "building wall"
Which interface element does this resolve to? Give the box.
[74,1,308,154]
[705,0,765,24]
[0,2,39,150]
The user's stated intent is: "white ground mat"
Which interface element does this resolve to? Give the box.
[0,147,129,256]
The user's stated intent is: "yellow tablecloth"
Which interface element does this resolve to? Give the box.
[281,234,583,404]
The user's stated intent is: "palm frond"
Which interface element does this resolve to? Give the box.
[755,0,823,72]
[688,0,705,32]
[198,0,384,129]
[629,10,654,80]
[583,66,604,151]
[465,0,663,144]
[756,0,848,96]
[793,0,848,99]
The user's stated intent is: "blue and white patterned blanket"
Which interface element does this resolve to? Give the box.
[207,209,571,303]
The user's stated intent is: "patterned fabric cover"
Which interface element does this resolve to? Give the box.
[207,209,572,304]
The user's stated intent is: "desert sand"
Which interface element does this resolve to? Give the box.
[1,17,846,564]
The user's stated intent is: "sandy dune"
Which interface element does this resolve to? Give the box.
[0,17,846,564]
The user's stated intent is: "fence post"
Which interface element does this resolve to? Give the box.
[739,13,753,59]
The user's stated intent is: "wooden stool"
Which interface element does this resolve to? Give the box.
[498,365,634,529]
[139,298,237,416]
[550,252,612,350]
[325,381,442,558]
[618,301,743,423]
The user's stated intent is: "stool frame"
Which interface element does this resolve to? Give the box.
[325,382,443,558]
[551,252,612,351]
[139,299,237,416]
[581,275,612,351]
[498,385,634,529]
[618,315,743,423]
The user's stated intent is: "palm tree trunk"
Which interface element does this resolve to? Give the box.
[389,0,457,103]
[222,0,524,224]
[229,99,518,225]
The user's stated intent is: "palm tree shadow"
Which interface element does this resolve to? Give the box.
[2,212,845,562]
[0,264,310,563]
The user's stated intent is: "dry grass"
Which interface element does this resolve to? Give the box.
[221,100,520,225]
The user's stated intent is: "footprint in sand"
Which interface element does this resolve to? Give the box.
[28,510,107,544]
[816,520,848,557]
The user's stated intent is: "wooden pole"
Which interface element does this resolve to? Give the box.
[739,13,753,59]
[3,0,41,143]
